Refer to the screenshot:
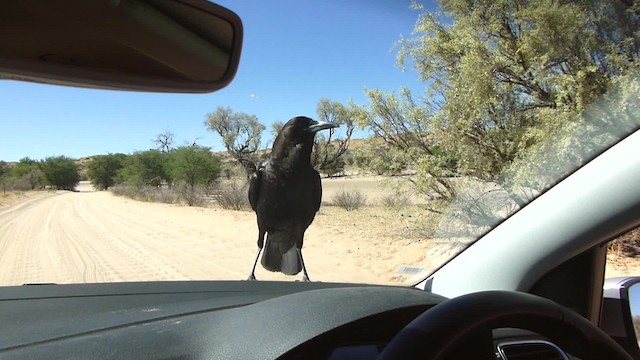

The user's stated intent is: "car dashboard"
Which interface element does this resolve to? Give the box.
[0,281,573,359]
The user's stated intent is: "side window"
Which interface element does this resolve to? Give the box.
[606,227,640,278]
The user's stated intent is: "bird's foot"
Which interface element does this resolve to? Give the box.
[302,274,310,282]
[246,274,257,281]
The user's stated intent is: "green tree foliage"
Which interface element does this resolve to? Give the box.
[204,106,265,176]
[169,145,221,206]
[11,157,37,178]
[312,99,355,177]
[10,157,44,190]
[353,138,409,176]
[87,153,127,190]
[40,156,80,190]
[356,0,639,214]
[117,150,170,188]
[170,146,221,188]
[0,161,9,193]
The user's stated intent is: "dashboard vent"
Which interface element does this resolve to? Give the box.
[496,340,570,360]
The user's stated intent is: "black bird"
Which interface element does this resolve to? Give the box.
[247,116,338,281]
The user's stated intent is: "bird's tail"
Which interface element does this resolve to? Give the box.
[261,233,301,275]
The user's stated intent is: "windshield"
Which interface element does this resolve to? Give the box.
[0,0,639,286]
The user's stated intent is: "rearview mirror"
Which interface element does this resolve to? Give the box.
[0,0,243,93]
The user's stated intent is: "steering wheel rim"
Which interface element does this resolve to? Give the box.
[377,290,632,360]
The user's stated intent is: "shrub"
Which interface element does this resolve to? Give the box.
[87,153,126,190]
[151,187,181,204]
[175,183,207,207]
[110,184,179,204]
[380,192,412,209]
[332,189,366,211]
[215,180,250,210]
[41,155,80,190]
[7,179,32,192]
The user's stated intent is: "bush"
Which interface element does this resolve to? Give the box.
[6,179,32,192]
[379,192,412,209]
[87,153,126,190]
[215,180,250,210]
[151,187,180,204]
[41,155,80,190]
[332,190,366,211]
[175,183,207,207]
[110,184,179,204]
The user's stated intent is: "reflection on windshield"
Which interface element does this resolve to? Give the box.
[428,73,640,273]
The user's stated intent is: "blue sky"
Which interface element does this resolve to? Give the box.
[0,0,435,162]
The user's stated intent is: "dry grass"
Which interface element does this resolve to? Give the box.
[110,185,180,205]
[0,190,50,208]
[213,180,251,210]
[321,175,420,203]
[332,190,367,211]
[379,192,412,209]
[315,204,440,244]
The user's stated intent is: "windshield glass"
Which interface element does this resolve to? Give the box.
[0,0,639,286]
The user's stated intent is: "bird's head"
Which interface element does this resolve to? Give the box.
[271,116,339,161]
[285,116,338,140]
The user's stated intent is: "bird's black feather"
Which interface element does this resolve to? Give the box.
[247,116,337,278]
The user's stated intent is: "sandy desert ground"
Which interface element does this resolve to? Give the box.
[0,179,636,287]
[0,181,448,286]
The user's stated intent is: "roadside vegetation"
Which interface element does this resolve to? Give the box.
[0,156,79,192]
[106,144,222,207]
[332,190,367,211]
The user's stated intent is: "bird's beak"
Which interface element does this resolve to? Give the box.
[308,121,339,133]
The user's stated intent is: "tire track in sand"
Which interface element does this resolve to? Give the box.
[0,187,260,285]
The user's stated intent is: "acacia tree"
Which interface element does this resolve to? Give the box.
[356,0,639,218]
[87,153,127,190]
[154,131,175,153]
[312,99,355,177]
[169,145,221,206]
[352,138,409,176]
[11,157,44,190]
[204,106,265,177]
[117,150,170,188]
[40,156,80,190]
[353,88,459,200]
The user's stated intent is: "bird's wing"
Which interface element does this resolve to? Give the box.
[313,169,322,213]
[248,165,263,212]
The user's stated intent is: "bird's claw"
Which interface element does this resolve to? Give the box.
[302,275,310,282]
[247,274,257,281]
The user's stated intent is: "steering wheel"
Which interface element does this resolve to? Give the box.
[378,290,632,360]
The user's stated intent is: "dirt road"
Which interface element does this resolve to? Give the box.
[0,188,252,285]
[0,184,440,286]
[1,182,635,287]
